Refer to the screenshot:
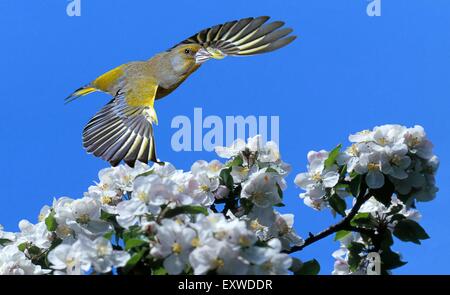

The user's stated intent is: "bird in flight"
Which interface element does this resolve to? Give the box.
[66,16,296,167]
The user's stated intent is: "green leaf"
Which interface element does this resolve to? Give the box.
[393,219,430,244]
[135,169,155,179]
[397,194,413,205]
[379,228,394,249]
[276,183,284,199]
[125,238,148,251]
[18,242,28,252]
[164,205,209,219]
[123,249,146,273]
[219,167,234,191]
[339,165,348,179]
[390,214,406,223]
[350,213,375,228]
[347,242,365,271]
[45,212,58,232]
[100,210,117,222]
[289,258,303,273]
[48,238,63,252]
[103,231,114,240]
[348,241,365,253]
[380,248,407,270]
[123,226,143,242]
[293,259,320,275]
[324,144,342,169]
[28,245,42,256]
[387,204,403,216]
[0,239,12,246]
[349,174,363,197]
[369,178,394,206]
[226,156,243,167]
[334,183,349,190]
[152,266,168,275]
[328,195,347,217]
[264,167,279,174]
[273,203,286,207]
[348,253,362,272]
[334,230,351,241]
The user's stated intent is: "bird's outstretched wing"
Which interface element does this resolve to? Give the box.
[82,90,158,167]
[173,16,296,56]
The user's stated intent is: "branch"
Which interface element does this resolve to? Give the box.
[285,188,372,254]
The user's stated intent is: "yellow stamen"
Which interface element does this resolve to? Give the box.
[97,245,109,257]
[38,213,46,222]
[390,155,401,166]
[137,192,147,202]
[57,225,73,237]
[311,172,322,182]
[76,214,90,224]
[210,163,221,172]
[250,219,263,231]
[251,191,265,204]
[239,235,252,247]
[213,258,225,269]
[348,144,359,156]
[214,231,227,240]
[200,185,210,192]
[191,237,201,248]
[172,242,182,254]
[367,163,380,171]
[378,137,388,145]
[101,195,113,205]
[410,137,421,147]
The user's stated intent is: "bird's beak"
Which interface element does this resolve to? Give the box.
[206,47,226,60]
[195,47,225,64]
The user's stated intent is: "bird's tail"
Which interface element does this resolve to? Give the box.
[65,85,98,104]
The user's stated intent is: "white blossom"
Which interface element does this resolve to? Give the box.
[245,239,292,275]
[191,172,219,206]
[241,169,282,208]
[0,127,438,276]
[0,245,50,275]
[215,139,246,159]
[189,239,249,275]
[17,220,52,249]
[150,219,196,275]
[48,236,129,274]
[294,150,339,209]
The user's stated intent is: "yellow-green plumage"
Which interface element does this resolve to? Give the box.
[66,16,296,167]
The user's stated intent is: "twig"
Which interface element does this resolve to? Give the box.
[156,204,172,223]
[284,188,371,254]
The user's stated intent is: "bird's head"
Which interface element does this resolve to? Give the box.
[173,44,226,63]
[168,44,202,74]
[169,44,226,74]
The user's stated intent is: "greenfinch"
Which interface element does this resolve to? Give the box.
[66,16,296,167]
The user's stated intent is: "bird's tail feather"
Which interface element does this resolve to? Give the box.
[176,16,297,56]
[65,86,97,104]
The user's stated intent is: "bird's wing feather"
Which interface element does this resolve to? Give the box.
[82,89,158,167]
[174,16,296,56]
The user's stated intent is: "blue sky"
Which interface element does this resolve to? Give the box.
[0,0,449,274]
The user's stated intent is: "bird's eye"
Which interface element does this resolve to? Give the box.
[184,48,192,55]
